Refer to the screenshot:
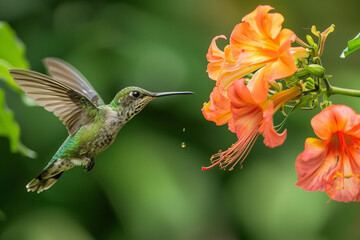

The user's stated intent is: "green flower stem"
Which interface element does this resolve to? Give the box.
[329,86,360,97]
[321,78,360,98]
[322,78,330,101]
[323,78,331,90]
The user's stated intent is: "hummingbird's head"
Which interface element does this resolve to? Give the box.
[110,86,193,120]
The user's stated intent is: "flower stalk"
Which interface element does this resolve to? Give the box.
[329,86,360,97]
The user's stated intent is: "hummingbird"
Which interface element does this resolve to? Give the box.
[9,58,193,193]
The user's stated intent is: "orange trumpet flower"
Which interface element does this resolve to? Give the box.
[206,5,308,89]
[203,76,301,170]
[296,105,360,202]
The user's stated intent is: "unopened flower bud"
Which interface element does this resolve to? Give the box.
[305,64,325,77]
[296,68,309,77]
[306,35,315,46]
[313,43,319,56]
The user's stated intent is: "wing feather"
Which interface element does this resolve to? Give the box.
[43,58,105,107]
[9,69,99,135]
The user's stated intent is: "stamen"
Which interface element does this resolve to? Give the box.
[229,133,259,170]
[332,171,360,189]
[201,159,223,171]
[203,126,259,171]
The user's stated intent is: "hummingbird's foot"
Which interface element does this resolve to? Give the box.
[84,158,95,171]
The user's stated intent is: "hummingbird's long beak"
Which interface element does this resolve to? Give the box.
[153,91,194,97]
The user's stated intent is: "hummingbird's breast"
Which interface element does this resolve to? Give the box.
[78,106,125,157]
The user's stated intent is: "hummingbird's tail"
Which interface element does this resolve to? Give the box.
[26,171,64,193]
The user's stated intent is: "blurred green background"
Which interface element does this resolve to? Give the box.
[1,0,360,239]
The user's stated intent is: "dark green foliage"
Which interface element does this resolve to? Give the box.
[0,21,35,157]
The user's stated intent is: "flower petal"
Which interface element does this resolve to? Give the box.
[246,66,270,103]
[202,86,232,126]
[242,5,283,41]
[311,105,357,140]
[295,138,333,191]
[259,102,287,147]
[206,35,227,80]
[327,177,360,202]
[228,79,256,110]
[227,79,263,138]
[265,29,297,80]
[326,148,360,202]
[290,47,310,59]
[206,35,227,62]
[230,21,276,64]
[218,63,263,89]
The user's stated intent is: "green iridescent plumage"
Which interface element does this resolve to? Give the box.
[9,58,193,193]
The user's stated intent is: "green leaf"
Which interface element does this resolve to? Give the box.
[0,21,29,90]
[0,22,35,105]
[0,21,36,158]
[340,32,360,58]
[0,22,28,68]
[0,59,20,91]
[0,89,36,158]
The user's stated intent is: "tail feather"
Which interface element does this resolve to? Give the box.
[26,172,64,193]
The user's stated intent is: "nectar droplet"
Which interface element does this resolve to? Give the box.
[182,128,186,132]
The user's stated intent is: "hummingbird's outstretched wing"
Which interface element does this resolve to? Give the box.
[9,69,99,135]
[43,58,105,107]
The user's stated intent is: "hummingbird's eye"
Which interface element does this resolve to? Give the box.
[130,91,140,98]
